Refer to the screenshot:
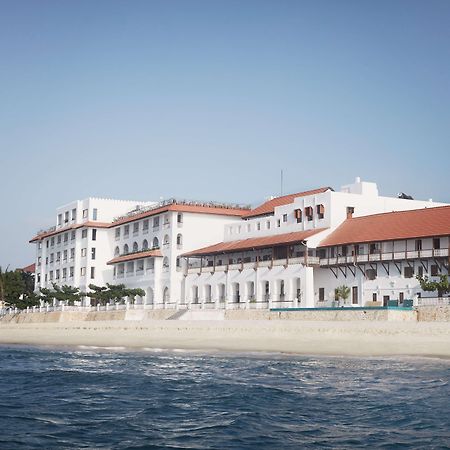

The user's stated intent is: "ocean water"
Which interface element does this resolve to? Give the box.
[0,346,449,449]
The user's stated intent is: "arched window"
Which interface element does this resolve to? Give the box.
[163,234,170,246]
[123,244,129,254]
[142,239,148,250]
[176,234,182,247]
[133,241,138,252]
[114,246,120,256]
[152,237,159,248]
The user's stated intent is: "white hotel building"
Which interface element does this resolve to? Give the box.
[30,178,450,308]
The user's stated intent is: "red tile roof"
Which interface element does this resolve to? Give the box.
[243,187,332,219]
[29,222,110,243]
[107,249,162,265]
[183,228,327,257]
[111,203,248,226]
[20,263,36,273]
[319,205,450,247]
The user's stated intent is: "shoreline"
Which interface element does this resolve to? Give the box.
[1,319,450,358]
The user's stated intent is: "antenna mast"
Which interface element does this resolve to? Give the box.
[280,169,284,196]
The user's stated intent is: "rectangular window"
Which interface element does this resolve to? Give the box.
[257,222,261,230]
[82,229,87,239]
[316,204,325,219]
[282,214,288,223]
[124,225,129,236]
[90,267,95,279]
[63,250,67,261]
[267,221,271,229]
[433,238,440,249]
[64,233,68,242]
[51,237,55,247]
[365,268,377,280]
[404,266,414,278]
[62,268,67,280]
[415,239,422,251]
[38,256,42,266]
[38,242,42,249]
[92,208,98,220]
[319,288,325,302]
[133,222,139,233]
[50,253,54,263]
[46,240,49,248]
[305,206,313,221]
[80,267,86,276]
[92,229,97,241]
[49,271,53,280]
[418,266,424,277]
[352,286,358,304]
[91,248,96,260]
[57,214,62,225]
[56,269,60,280]
[143,219,149,231]
[71,231,76,240]
[372,293,377,302]
[56,251,61,262]
[431,265,439,276]
[82,209,88,219]
[64,211,69,223]
[72,208,76,220]
[177,213,183,224]
[294,209,302,223]
[69,266,74,278]
[153,217,159,228]
[45,257,48,265]
[70,248,75,259]
[399,292,404,303]
[81,248,87,257]
[277,219,281,227]
[115,228,120,239]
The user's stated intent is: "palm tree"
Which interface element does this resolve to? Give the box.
[334,285,351,307]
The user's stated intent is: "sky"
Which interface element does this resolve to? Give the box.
[0,0,449,268]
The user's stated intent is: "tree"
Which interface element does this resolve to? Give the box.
[0,266,39,309]
[416,274,450,298]
[88,284,109,306]
[334,285,351,306]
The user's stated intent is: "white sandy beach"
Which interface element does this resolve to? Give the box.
[1,319,450,357]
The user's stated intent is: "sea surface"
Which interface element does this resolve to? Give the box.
[0,346,449,449]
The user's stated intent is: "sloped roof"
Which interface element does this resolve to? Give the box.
[20,263,36,273]
[319,205,450,247]
[107,249,163,265]
[29,222,110,243]
[112,203,248,226]
[243,187,332,219]
[183,228,327,257]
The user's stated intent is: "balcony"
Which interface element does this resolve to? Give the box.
[186,255,320,275]
[320,248,449,266]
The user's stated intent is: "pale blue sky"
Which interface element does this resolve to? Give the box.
[1,0,449,268]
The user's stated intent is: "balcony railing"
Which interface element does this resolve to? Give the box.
[320,248,449,266]
[186,255,321,274]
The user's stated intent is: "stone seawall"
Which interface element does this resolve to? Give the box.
[416,306,450,322]
[224,309,417,321]
[0,309,175,324]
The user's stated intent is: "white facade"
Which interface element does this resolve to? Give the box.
[33,198,154,293]
[31,179,449,309]
[184,179,448,309]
